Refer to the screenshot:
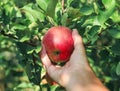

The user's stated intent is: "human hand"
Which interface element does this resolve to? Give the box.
[40,29,109,91]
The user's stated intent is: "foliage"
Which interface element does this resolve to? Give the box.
[0,0,120,91]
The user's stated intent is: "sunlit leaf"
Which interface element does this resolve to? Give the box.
[67,0,73,6]
[97,0,116,24]
[35,45,41,53]
[46,0,58,18]
[36,0,48,11]
[108,27,120,39]
[12,24,27,30]
[110,10,120,23]
[102,0,114,9]
[80,5,93,15]
[22,3,45,22]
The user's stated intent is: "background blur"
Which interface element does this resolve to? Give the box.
[0,0,120,91]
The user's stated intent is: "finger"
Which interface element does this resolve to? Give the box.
[46,65,62,84]
[40,43,61,83]
[40,43,52,68]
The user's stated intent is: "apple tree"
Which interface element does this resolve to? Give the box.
[0,0,120,91]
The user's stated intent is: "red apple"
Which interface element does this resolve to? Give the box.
[43,26,74,63]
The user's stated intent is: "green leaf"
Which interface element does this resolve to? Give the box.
[26,46,35,54]
[46,0,58,18]
[61,13,68,26]
[36,0,48,11]
[22,3,45,22]
[116,62,120,75]
[16,42,27,55]
[12,24,27,30]
[82,16,101,26]
[20,36,30,42]
[50,85,59,91]
[111,41,120,55]
[14,82,33,90]
[97,0,116,25]
[93,2,99,14]
[47,16,57,26]
[108,27,120,39]
[35,45,41,53]
[80,5,93,15]
[3,3,14,16]
[87,26,100,38]
[25,60,41,85]
[67,7,81,19]
[67,0,73,6]
[110,10,120,23]
[16,29,31,42]
[86,26,100,44]
[102,0,114,9]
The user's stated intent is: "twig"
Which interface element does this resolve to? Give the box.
[98,23,116,37]
[62,0,65,12]
[23,41,38,47]
[0,30,38,47]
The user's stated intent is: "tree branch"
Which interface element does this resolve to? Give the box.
[0,30,18,39]
[0,30,38,47]
[62,0,65,12]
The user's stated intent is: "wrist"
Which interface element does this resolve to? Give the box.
[66,81,109,91]
[65,70,109,91]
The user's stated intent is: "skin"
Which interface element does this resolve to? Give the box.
[40,29,109,91]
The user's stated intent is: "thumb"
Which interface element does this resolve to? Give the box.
[70,29,87,63]
[72,29,84,51]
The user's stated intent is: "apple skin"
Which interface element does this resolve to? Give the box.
[43,26,74,63]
